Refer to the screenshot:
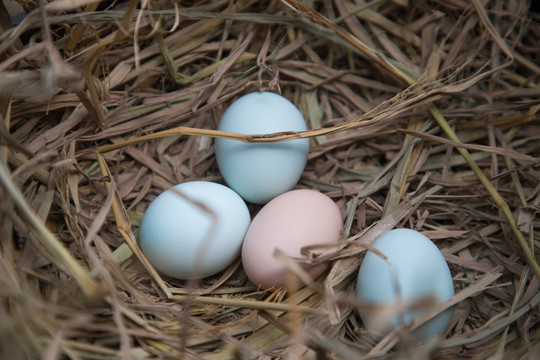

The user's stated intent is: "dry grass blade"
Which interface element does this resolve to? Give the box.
[280,0,417,85]
[0,156,104,301]
[399,129,539,163]
[96,152,173,299]
[426,103,540,282]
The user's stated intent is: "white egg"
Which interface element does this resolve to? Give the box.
[356,229,454,340]
[139,181,251,280]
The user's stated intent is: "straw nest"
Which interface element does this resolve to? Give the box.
[1,0,539,358]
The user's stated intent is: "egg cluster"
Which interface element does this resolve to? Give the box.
[138,91,454,341]
[139,92,342,290]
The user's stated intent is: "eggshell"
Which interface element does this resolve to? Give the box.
[139,181,251,280]
[356,229,454,341]
[241,189,342,289]
[215,92,309,204]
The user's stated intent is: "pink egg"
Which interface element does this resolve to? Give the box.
[241,189,343,290]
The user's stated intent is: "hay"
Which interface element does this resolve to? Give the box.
[0,0,539,358]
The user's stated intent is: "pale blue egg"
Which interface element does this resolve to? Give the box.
[139,181,250,280]
[215,92,309,204]
[356,229,455,341]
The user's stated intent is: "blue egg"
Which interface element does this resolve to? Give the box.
[139,181,250,280]
[356,229,455,341]
[215,92,309,204]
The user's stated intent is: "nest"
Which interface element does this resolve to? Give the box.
[0,0,539,358]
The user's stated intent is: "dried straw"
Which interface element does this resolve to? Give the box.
[1,0,539,358]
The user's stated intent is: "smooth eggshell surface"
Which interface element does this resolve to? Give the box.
[215,92,309,204]
[241,189,342,289]
[139,181,251,280]
[356,229,454,341]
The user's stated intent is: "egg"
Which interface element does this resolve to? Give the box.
[356,229,454,340]
[241,189,342,290]
[139,181,251,280]
[215,92,309,204]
